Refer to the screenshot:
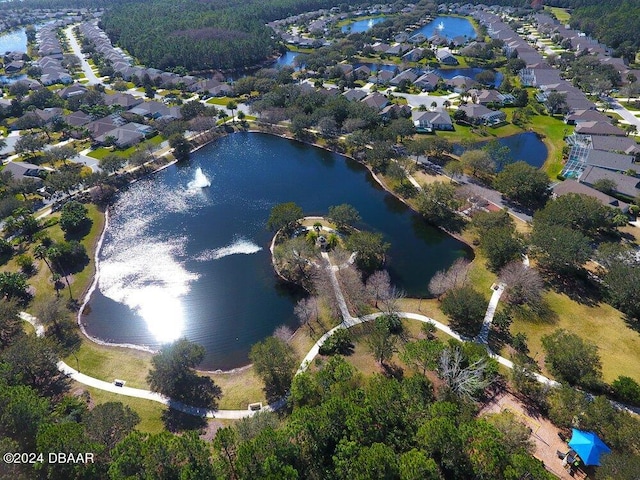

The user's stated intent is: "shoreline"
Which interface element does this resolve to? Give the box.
[76,125,474,374]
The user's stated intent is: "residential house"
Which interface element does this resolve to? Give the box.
[414,72,441,91]
[584,149,636,173]
[390,69,418,86]
[353,65,371,80]
[564,109,609,125]
[343,89,367,102]
[95,122,154,148]
[574,121,627,137]
[402,48,424,62]
[3,161,45,182]
[361,92,389,110]
[379,104,410,121]
[57,84,87,99]
[590,135,640,157]
[552,179,628,212]
[368,69,395,85]
[458,103,506,125]
[412,109,454,132]
[63,111,92,128]
[103,92,144,109]
[446,75,476,93]
[436,48,459,65]
[579,165,640,198]
[128,101,182,120]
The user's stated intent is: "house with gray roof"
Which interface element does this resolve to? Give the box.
[436,48,458,65]
[361,92,389,111]
[575,121,626,137]
[458,103,506,125]
[584,149,636,173]
[552,180,628,212]
[580,166,640,198]
[590,135,640,156]
[412,109,454,132]
[414,72,440,92]
[343,89,367,102]
[390,69,419,86]
[3,161,45,182]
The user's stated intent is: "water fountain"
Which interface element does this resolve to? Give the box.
[367,18,374,28]
[437,21,445,31]
[188,167,211,189]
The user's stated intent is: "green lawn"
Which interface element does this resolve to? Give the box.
[205,96,237,106]
[525,113,572,178]
[508,291,640,384]
[65,342,153,390]
[87,135,164,160]
[80,386,166,434]
[545,6,571,23]
[435,120,521,143]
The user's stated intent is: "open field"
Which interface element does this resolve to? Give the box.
[508,291,640,384]
[545,6,571,24]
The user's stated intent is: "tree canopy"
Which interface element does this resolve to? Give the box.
[146,338,221,408]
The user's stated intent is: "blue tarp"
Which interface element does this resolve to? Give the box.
[568,429,611,466]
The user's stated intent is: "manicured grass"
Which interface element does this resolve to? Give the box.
[619,101,640,112]
[205,96,237,106]
[209,369,266,410]
[508,291,640,384]
[80,385,166,434]
[1,205,105,310]
[87,135,164,160]
[436,121,521,143]
[526,113,573,178]
[545,6,571,23]
[65,342,153,389]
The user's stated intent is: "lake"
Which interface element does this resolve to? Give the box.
[84,133,471,369]
[453,132,549,170]
[0,27,27,53]
[414,15,477,40]
[342,16,388,33]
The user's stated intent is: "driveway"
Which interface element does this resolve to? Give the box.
[0,130,21,158]
[70,153,100,172]
[64,24,101,85]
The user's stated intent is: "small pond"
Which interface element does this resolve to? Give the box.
[342,16,388,33]
[453,132,549,170]
[414,15,477,40]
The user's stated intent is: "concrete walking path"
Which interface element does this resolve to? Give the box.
[476,283,505,345]
[20,313,267,419]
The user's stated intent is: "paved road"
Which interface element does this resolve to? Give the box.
[606,96,640,131]
[64,24,101,85]
[0,130,20,157]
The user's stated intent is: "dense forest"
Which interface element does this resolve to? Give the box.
[99,0,372,72]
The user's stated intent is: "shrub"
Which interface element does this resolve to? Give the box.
[611,376,640,406]
[319,329,353,356]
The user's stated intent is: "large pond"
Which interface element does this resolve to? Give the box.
[0,27,27,53]
[414,15,477,40]
[453,132,549,170]
[84,133,471,369]
[342,16,388,33]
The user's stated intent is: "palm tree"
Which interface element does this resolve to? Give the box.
[46,246,73,301]
[35,245,59,298]
[226,101,237,124]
